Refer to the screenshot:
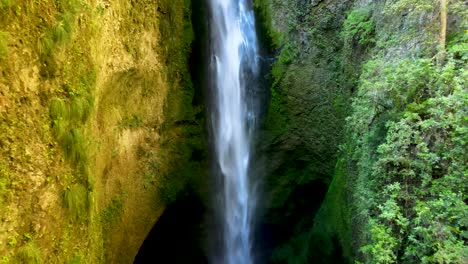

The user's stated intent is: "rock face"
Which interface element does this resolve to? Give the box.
[254,0,354,262]
[0,0,205,262]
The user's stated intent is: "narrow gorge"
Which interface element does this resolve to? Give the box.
[0,0,466,263]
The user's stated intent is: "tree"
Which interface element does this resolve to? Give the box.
[438,0,448,64]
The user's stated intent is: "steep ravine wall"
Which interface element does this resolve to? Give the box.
[0,0,205,262]
[256,0,466,263]
[254,0,354,262]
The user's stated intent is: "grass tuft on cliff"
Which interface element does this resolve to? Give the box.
[62,128,87,168]
[52,12,74,46]
[16,241,43,264]
[70,96,93,124]
[63,183,88,222]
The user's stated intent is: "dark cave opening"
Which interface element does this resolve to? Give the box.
[134,193,208,264]
[254,177,347,263]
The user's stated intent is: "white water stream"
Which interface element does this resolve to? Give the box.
[207,0,259,263]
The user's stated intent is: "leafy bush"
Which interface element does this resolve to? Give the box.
[342,8,375,46]
[347,29,467,263]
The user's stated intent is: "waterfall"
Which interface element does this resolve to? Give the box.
[207,0,260,263]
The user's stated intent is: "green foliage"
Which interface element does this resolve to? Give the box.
[448,31,468,61]
[63,183,88,222]
[342,8,375,46]
[16,241,42,264]
[347,29,467,263]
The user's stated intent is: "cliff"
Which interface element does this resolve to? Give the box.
[255,0,466,262]
[0,0,205,262]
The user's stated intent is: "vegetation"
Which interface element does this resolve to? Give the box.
[257,0,467,263]
[100,194,124,225]
[1,0,206,262]
[16,241,43,264]
[350,53,467,263]
[4,0,464,263]
[253,0,284,49]
[341,8,375,46]
[342,1,468,262]
[63,183,89,222]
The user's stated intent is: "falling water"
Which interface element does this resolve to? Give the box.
[207,0,259,263]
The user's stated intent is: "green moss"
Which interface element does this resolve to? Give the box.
[156,120,206,204]
[100,195,124,224]
[156,0,194,94]
[119,114,143,129]
[253,0,283,49]
[63,183,88,222]
[68,255,81,264]
[16,241,42,264]
[310,159,352,261]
